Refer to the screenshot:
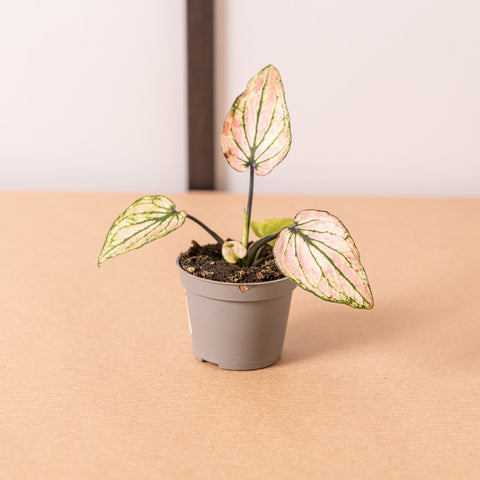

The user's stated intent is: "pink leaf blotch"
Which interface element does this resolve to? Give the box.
[221,65,291,176]
[98,195,186,265]
[274,210,374,309]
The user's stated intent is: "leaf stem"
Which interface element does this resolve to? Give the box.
[253,252,273,267]
[186,214,224,245]
[243,165,255,247]
[252,245,266,266]
[242,209,248,246]
[244,231,280,266]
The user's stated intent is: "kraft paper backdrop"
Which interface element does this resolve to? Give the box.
[1,193,479,479]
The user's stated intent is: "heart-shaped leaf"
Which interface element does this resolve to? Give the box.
[274,210,373,309]
[221,65,291,176]
[251,217,294,239]
[98,195,186,265]
[251,217,294,246]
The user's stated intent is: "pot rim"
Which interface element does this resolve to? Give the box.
[175,255,290,287]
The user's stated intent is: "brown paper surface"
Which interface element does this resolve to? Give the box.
[1,192,479,479]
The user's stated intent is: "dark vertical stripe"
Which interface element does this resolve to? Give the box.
[187,0,214,190]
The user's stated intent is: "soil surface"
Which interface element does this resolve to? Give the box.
[179,241,284,283]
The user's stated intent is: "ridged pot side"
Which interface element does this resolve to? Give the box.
[176,258,296,371]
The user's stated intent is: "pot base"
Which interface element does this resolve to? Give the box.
[195,354,281,371]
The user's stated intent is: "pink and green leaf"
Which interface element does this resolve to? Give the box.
[98,195,186,265]
[221,65,291,176]
[274,210,373,309]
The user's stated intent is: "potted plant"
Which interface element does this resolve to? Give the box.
[98,65,374,370]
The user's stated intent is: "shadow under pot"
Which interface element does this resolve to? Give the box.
[177,258,296,371]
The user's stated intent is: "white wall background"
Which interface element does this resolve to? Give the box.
[1,1,478,196]
[0,0,187,192]
[215,0,480,196]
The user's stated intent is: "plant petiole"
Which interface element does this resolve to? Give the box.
[186,214,224,245]
[243,165,255,247]
[243,231,280,266]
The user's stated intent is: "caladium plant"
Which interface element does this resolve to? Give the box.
[98,65,373,309]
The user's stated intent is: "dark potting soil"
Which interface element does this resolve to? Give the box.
[179,241,284,283]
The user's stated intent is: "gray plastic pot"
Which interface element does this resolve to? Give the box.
[177,258,296,370]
